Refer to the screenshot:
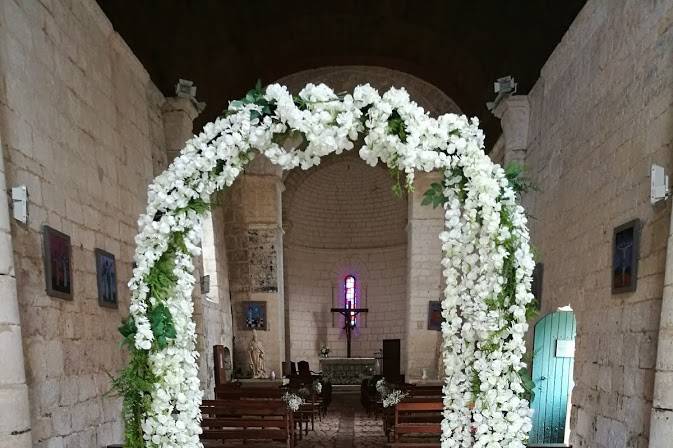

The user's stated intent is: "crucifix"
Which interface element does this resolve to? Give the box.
[330,275,368,358]
[330,305,368,358]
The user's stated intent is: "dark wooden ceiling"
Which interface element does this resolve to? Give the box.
[97,0,586,147]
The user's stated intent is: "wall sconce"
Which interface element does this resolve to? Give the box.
[651,164,670,205]
[11,185,28,224]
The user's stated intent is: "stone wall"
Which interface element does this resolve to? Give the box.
[0,0,167,446]
[283,154,408,369]
[222,159,286,378]
[519,1,673,446]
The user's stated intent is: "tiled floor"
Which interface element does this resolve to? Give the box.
[296,393,387,448]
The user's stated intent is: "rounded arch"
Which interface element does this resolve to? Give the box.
[276,65,462,116]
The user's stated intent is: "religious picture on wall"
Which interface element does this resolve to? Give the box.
[95,249,118,308]
[612,219,639,293]
[243,301,267,330]
[427,300,444,331]
[43,225,73,300]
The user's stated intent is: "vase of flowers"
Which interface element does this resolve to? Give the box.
[320,344,330,358]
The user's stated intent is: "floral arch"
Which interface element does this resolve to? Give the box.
[116,82,536,448]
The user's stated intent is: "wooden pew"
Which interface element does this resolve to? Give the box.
[214,384,307,442]
[200,399,293,448]
[383,385,443,440]
[388,401,443,447]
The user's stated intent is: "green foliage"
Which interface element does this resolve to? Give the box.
[421,182,446,208]
[146,252,178,302]
[111,349,157,448]
[470,370,481,403]
[504,161,536,195]
[118,316,137,348]
[517,367,536,402]
[225,79,276,121]
[387,110,408,143]
[174,198,211,217]
[149,303,177,350]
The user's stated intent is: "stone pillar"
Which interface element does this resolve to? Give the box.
[224,157,286,378]
[161,96,201,167]
[404,171,444,379]
[649,204,673,445]
[492,95,530,166]
[0,135,32,447]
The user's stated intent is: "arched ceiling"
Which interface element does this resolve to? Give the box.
[97,0,586,148]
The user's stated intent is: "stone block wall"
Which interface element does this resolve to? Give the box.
[520,1,673,446]
[404,171,444,379]
[283,154,408,369]
[0,0,167,446]
[223,165,286,378]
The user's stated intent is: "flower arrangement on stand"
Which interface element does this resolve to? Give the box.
[115,80,536,448]
[319,344,330,358]
[282,392,305,412]
[376,379,409,408]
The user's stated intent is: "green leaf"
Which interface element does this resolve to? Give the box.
[504,161,537,195]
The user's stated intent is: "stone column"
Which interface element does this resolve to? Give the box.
[649,204,673,445]
[404,171,444,379]
[492,95,530,166]
[161,96,201,167]
[0,134,32,447]
[224,157,286,378]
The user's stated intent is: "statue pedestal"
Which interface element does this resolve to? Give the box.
[319,357,376,385]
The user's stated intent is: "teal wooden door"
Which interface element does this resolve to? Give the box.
[529,311,576,445]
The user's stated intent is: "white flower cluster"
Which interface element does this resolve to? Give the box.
[382,389,410,408]
[282,392,305,412]
[125,81,534,447]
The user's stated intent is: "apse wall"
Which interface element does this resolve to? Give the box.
[283,154,407,369]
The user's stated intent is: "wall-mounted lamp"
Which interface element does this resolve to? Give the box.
[11,185,28,224]
[651,164,670,205]
[487,76,518,112]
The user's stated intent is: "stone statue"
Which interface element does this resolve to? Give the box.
[248,329,267,379]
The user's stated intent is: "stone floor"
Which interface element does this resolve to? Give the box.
[296,392,387,448]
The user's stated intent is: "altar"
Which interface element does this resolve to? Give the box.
[319,357,377,385]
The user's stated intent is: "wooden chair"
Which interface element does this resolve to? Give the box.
[388,401,443,447]
[200,399,294,448]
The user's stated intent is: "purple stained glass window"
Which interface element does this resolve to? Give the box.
[345,275,357,327]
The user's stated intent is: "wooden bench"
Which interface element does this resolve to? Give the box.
[214,384,308,441]
[382,391,444,440]
[201,399,293,448]
[388,401,443,447]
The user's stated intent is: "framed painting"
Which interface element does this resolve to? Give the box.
[427,300,443,331]
[612,219,640,294]
[43,225,73,300]
[243,301,267,330]
[95,249,118,308]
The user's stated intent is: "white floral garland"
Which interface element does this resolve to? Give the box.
[124,82,534,447]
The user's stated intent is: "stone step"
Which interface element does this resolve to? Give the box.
[332,384,360,394]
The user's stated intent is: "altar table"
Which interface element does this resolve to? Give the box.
[319,357,376,385]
